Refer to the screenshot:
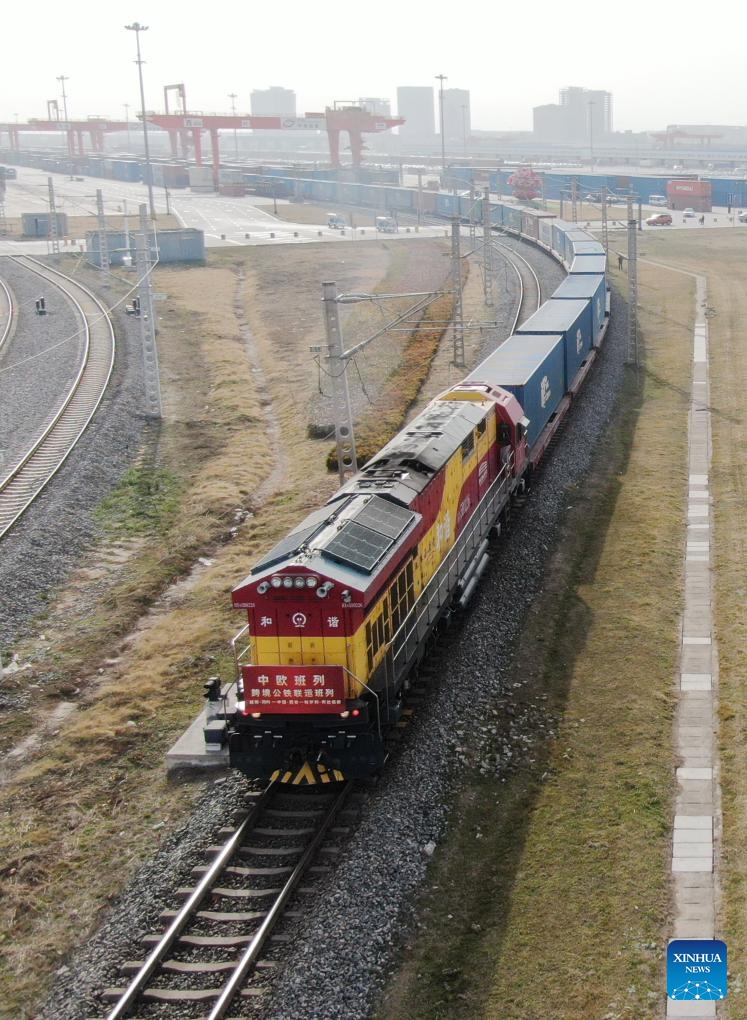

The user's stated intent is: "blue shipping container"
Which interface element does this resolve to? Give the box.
[538,217,555,247]
[564,228,598,241]
[516,299,593,387]
[464,334,565,448]
[570,254,607,275]
[553,275,607,345]
[551,221,574,260]
[490,203,506,227]
[503,206,523,232]
[571,240,605,257]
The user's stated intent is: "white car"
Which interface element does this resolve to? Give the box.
[738,211,747,223]
[682,208,696,218]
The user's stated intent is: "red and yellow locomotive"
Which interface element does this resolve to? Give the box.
[226,382,528,782]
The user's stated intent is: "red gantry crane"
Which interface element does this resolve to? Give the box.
[145,98,404,182]
[0,91,403,180]
[650,128,724,148]
[0,118,128,154]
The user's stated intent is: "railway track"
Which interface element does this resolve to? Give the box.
[99,781,355,1019]
[0,254,115,540]
[491,236,543,331]
[0,274,13,354]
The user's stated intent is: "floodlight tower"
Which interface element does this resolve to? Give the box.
[125,22,156,220]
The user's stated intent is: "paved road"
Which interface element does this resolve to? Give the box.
[0,169,449,254]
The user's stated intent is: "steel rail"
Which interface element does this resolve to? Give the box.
[0,275,13,354]
[0,255,115,539]
[104,780,352,1020]
[104,783,277,1020]
[491,236,543,332]
[206,780,353,1020]
[414,214,536,341]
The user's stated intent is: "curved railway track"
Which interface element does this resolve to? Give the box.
[100,781,355,1020]
[0,274,13,354]
[491,236,543,331]
[418,215,543,338]
[0,254,115,540]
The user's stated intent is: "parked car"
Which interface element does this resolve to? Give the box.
[682,208,696,218]
[646,212,673,226]
[375,216,398,233]
[738,211,747,223]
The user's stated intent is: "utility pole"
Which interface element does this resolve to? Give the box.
[436,74,447,182]
[468,187,477,247]
[47,177,60,255]
[570,178,579,224]
[136,203,162,417]
[318,284,451,484]
[96,189,110,276]
[322,282,358,484]
[451,218,465,368]
[57,75,70,122]
[125,22,156,221]
[626,198,638,368]
[228,92,239,159]
[600,185,609,253]
[482,186,494,309]
[588,100,595,170]
[57,75,70,156]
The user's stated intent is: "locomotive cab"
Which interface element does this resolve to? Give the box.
[226,492,423,779]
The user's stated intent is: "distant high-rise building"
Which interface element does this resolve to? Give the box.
[441,88,471,145]
[250,87,296,118]
[396,86,435,140]
[560,86,612,136]
[533,86,612,143]
[359,97,391,117]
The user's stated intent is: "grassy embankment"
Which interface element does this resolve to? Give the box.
[0,237,452,1018]
[376,247,697,1019]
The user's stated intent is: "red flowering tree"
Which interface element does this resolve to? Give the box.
[507,167,542,201]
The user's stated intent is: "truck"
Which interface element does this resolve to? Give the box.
[375,215,398,233]
[649,195,667,207]
[327,213,346,230]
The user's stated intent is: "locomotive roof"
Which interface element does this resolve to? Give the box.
[354,398,488,479]
[243,492,421,591]
[239,399,487,594]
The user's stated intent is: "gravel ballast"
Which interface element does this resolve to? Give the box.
[28,234,628,1020]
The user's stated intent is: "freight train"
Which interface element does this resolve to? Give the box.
[204,209,610,784]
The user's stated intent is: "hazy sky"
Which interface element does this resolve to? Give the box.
[2,0,744,134]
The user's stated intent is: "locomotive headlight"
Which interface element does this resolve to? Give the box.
[271,576,282,588]
[251,712,262,719]
[282,577,293,588]
[339,710,350,718]
[305,576,318,587]
[294,576,305,588]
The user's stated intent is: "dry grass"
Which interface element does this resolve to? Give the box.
[0,235,467,1019]
[655,227,747,1019]
[376,255,697,1019]
[8,221,746,1019]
